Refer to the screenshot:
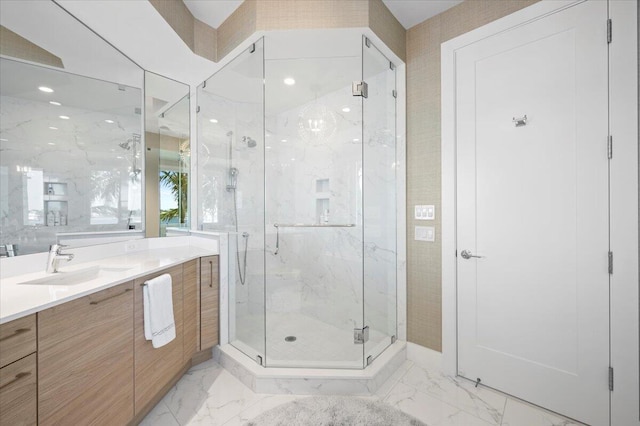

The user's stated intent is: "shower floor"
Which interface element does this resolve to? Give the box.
[232,312,390,369]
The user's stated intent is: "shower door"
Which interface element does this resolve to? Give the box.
[264,36,365,368]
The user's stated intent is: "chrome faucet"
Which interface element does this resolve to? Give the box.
[46,244,74,273]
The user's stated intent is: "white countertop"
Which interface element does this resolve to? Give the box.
[0,245,217,324]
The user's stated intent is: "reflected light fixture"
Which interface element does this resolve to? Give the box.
[342,107,351,113]
[105,119,115,124]
[210,118,218,123]
[59,115,70,120]
[284,77,295,86]
[38,86,54,93]
[0,138,8,142]
[281,139,287,143]
[49,101,61,106]
[48,142,55,145]
[49,126,58,130]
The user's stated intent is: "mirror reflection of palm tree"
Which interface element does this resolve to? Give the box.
[159,171,188,224]
[91,171,120,219]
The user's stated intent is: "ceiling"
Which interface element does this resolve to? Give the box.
[185,0,464,30]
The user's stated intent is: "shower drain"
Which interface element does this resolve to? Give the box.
[284,336,297,342]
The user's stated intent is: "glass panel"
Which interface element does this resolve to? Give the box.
[144,72,190,237]
[363,38,397,362]
[264,36,364,368]
[197,39,265,363]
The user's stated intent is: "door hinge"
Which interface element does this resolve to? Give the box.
[366,355,373,366]
[389,61,395,71]
[609,366,614,391]
[196,106,201,113]
[202,80,207,89]
[364,37,371,48]
[354,326,369,344]
[608,251,613,275]
[392,89,397,98]
[607,19,612,44]
[352,81,368,98]
[250,43,256,53]
[607,135,613,159]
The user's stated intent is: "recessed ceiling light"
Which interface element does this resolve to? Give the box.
[353,138,360,142]
[116,156,123,159]
[49,101,61,106]
[283,77,295,86]
[342,107,351,113]
[48,142,56,145]
[291,158,295,161]
[59,115,70,120]
[281,139,287,142]
[209,119,218,123]
[105,119,115,124]
[38,86,54,93]
[49,126,58,130]
[266,146,272,149]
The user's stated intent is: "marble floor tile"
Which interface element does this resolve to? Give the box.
[163,363,262,425]
[139,400,179,426]
[375,359,414,399]
[220,394,307,426]
[501,398,586,426]
[400,364,506,424]
[384,381,493,426]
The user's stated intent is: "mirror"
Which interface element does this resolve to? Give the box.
[144,72,190,238]
[0,0,144,256]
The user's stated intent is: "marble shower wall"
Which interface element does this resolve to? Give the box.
[0,67,142,255]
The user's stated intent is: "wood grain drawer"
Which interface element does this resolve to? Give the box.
[38,282,134,425]
[0,315,36,369]
[0,353,37,426]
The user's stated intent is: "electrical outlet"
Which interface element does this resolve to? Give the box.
[415,226,435,242]
[415,205,435,220]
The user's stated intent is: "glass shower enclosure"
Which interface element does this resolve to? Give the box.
[197,32,396,369]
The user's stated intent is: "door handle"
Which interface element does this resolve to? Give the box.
[460,250,483,259]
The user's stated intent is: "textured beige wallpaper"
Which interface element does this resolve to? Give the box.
[0,26,64,68]
[149,0,195,50]
[216,0,257,60]
[405,0,539,351]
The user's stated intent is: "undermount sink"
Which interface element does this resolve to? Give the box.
[18,265,132,286]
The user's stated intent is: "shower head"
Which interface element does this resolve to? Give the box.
[242,136,257,148]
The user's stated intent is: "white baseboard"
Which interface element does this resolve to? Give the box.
[406,342,444,372]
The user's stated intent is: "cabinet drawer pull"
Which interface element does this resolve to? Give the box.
[209,261,213,288]
[0,328,31,342]
[89,288,132,305]
[0,372,31,390]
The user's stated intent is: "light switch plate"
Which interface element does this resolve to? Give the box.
[415,226,435,242]
[415,205,435,220]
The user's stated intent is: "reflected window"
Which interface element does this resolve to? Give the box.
[90,171,120,225]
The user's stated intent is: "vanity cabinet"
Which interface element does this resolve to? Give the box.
[133,265,184,416]
[200,256,219,349]
[37,282,134,425]
[0,315,37,426]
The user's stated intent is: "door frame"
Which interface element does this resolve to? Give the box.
[440,1,638,424]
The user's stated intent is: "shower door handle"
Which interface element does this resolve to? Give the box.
[460,250,483,260]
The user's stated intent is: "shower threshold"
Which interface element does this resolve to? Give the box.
[214,340,406,395]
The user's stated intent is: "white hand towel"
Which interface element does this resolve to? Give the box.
[143,273,176,348]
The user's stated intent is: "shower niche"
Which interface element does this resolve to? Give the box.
[197,31,397,369]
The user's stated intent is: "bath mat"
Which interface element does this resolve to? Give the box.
[245,395,426,426]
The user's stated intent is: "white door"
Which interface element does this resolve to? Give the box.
[455,1,609,425]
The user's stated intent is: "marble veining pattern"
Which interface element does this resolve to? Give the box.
[142,357,583,426]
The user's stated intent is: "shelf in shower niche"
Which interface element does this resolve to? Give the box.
[44,182,68,197]
[315,179,329,193]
